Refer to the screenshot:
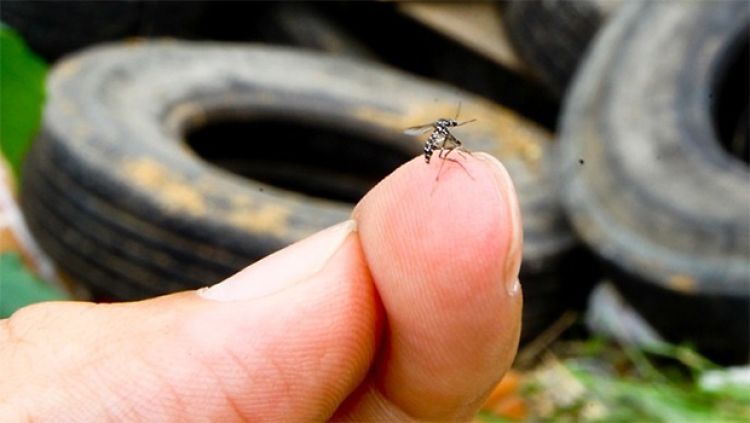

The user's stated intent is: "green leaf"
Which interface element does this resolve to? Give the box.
[0,253,67,318]
[0,25,47,179]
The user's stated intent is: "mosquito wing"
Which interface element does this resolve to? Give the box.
[403,123,435,136]
[454,118,477,127]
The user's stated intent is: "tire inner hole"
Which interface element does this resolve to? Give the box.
[185,118,416,203]
[712,32,749,165]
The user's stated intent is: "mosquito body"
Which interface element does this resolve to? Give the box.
[405,117,475,164]
[421,119,457,164]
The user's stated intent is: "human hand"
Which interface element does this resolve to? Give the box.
[0,153,523,421]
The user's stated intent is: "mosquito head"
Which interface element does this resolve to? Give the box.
[436,118,458,127]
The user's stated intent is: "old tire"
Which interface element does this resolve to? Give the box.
[21,41,574,342]
[0,1,205,61]
[257,3,374,59]
[501,0,620,97]
[558,1,750,362]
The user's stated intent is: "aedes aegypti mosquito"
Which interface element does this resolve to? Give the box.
[404,103,476,180]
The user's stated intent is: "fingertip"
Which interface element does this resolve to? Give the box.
[350,153,523,419]
[356,153,521,302]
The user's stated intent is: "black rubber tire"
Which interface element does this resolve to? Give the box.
[0,1,205,61]
[558,1,750,363]
[501,0,620,97]
[21,41,575,342]
[257,3,375,59]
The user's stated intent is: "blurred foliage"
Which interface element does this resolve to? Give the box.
[0,253,67,318]
[479,338,750,423]
[0,26,59,316]
[0,24,47,179]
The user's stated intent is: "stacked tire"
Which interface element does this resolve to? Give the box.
[554,1,749,362]
[501,0,621,97]
[20,42,575,344]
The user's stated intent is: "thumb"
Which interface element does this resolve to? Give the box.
[1,220,380,421]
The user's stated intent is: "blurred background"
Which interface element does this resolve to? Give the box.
[0,1,748,421]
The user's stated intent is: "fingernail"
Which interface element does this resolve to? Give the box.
[507,277,521,297]
[475,152,524,296]
[198,219,357,301]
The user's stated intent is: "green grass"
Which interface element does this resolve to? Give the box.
[568,360,749,422]
[479,338,750,423]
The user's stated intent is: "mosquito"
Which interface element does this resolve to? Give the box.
[404,103,476,180]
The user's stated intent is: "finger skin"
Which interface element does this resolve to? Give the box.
[338,155,523,421]
[0,233,380,421]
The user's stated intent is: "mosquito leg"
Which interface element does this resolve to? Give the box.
[436,149,449,181]
[456,147,473,160]
[446,157,474,180]
[435,146,457,181]
[435,148,475,181]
